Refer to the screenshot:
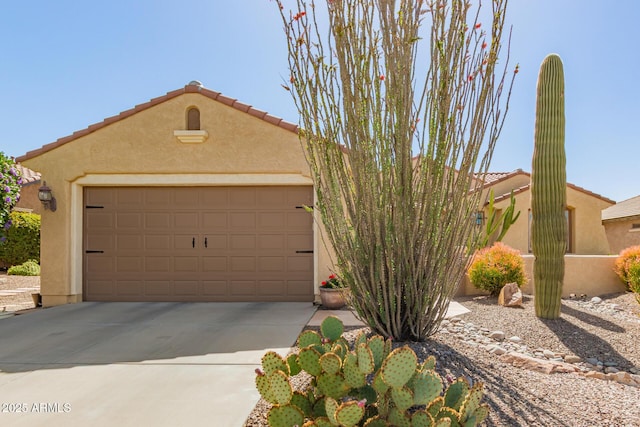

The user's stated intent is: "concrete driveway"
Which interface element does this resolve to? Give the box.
[0,302,316,427]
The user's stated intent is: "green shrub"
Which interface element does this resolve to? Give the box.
[0,211,40,266]
[468,242,526,296]
[255,315,489,427]
[627,262,640,304]
[7,259,40,276]
[614,245,640,291]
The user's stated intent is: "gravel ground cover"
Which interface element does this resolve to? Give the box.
[245,292,640,427]
[0,272,39,311]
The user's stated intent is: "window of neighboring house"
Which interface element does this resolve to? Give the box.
[630,224,640,232]
[187,107,200,130]
[528,207,574,253]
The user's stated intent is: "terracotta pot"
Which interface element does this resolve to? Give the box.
[319,287,347,309]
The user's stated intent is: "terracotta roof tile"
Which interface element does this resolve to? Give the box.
[15,164,41,185]
[17,83,299,162]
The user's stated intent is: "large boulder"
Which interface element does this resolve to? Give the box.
[498,282,523,308]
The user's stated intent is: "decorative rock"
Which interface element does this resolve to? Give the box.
[590,296,602,304]
[604,361,618,367]
[508,336,522,343]
[542,349,555,359]
[605,367,619,374]
[564,355,582,364]
[488,345,507,355]
[585,357,600,366]
[488,331,505,341]
[498,282,523,307]
[584,371,606,380]
[499,352,579,374]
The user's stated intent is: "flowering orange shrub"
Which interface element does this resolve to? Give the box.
[614,245,640,291]
[468,242,526,296]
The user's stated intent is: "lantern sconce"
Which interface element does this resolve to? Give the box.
[38,181,57,212]
[475,211,485,226]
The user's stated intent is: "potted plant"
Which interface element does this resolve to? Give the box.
[319,274,348,309]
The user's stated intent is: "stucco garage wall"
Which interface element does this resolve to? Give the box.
[20,88,334,306]
[604,219,640,254]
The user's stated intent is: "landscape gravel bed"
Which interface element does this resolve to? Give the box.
[245,292,640,427]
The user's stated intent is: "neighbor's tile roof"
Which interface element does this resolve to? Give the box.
[17,83,299,162]
[15,164,41,185]
[602,195,640,221]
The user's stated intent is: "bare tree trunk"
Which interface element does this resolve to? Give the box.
[277,0,516,341]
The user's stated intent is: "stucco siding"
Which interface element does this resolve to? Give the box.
[604,219,640,254]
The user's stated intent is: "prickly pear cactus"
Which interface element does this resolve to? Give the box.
[255,316,490,426]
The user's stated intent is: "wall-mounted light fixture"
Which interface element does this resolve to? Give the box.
[475,211,484,226]
[38,181,57,212]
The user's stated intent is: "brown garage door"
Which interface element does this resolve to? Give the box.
[83,186,314,302]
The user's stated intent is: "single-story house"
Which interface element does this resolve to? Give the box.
[13,164,43,214]
[17,82,334,307]
[477,169,615,255]
[601,195,640,254]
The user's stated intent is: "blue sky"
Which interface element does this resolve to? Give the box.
[1,1,638,202]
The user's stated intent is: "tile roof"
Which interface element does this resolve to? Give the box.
[17,83,299,162]
[602,195,640,221]
[15,164,41,185]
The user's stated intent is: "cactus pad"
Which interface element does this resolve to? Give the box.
[459,383,487,426]
[427,396,445,418]
[367,335,386,370]
[343,353,366,388]
[299,347,322,376]
[444,378,470,411]
[287,353,302,376]
[311,418,334,427]
[324,397,340,425]
[362,416,388,427]
[380,346,418,388]
[267,404,304,427]
[388,407,411,427]
[317,372,348,399]
[434,407,460,425]
[357,342,375,374]
[269,370,293,405]
[464,405,489,427]
[411,409,435,427]
[409,370,443,405]
[335,401,365,427]
[261,351,288,375]
[354,331,368,348]
[255,372,275,403]
[319,352,342,375]
[422,355,437,371]
[372,371,389,394]
[298,330,322,348]
[320,315,344,342]
[390,386,414,412]
[291,391,313,417]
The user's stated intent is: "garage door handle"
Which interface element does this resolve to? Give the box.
[204,237,208,248]
[192,237,195,248]
[85,250,104,254]
[296,250,314,254]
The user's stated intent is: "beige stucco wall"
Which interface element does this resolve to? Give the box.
[459,254,624,297]
[20,91,335,306]
[603,218,640,254]
[491,186,613,255]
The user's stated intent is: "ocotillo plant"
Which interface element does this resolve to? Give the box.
[531,54,567,319]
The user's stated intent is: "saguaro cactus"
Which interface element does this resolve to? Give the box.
[531,54,567,319]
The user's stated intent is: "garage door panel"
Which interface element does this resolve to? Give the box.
[174,257,199,272]
[231,257,256,272]
[145,281,172,296]
[116,281,143,296]
[230,235,256,250]
[202,212,227,228]
[175,281,199,296]
[84,186,314,302]
[146,235,171,250]
[117,235,142,250]
[174,212,199,229]
[231,212,256,228]
[117,213,142,228]
[258,280,286,295]
[86,212,113,229]
[203,280,227,296]
[117,256,143,272]
[145,212,171,229]
[230,281,256,296]
[145,257,171,272]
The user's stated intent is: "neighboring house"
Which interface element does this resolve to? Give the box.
[601,195,640,254]
[17,82,333,307]
[14,164,42,214]
[477,169,615,255]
